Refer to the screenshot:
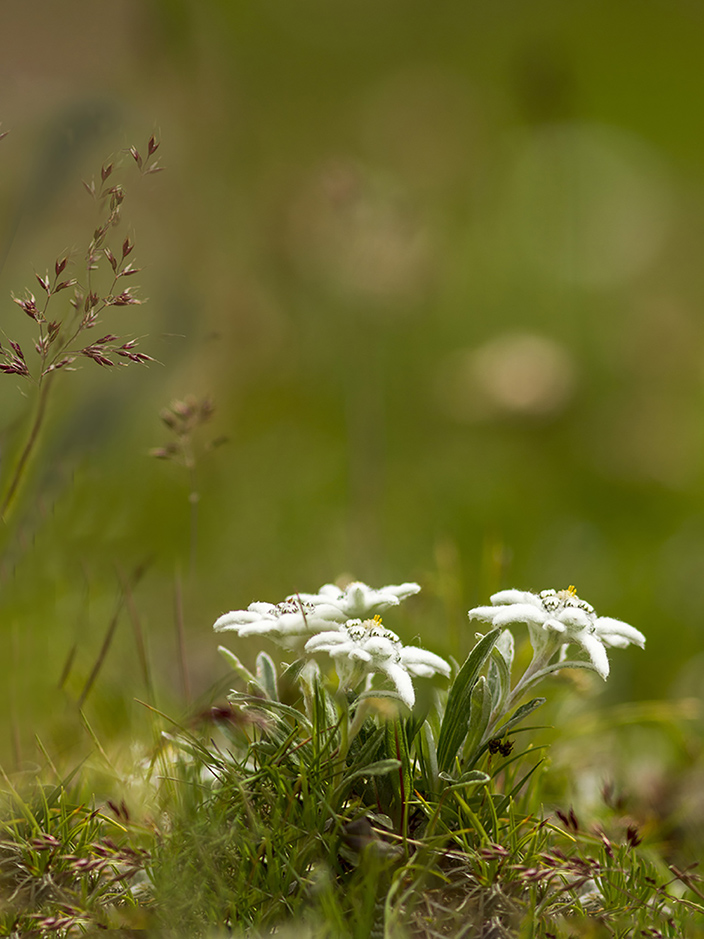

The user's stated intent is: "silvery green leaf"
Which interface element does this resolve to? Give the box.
[496,628,514,670]
[462,675,492,765]
[438,769,490,790]
[437,628,501,773]
[420,721,439,790]
[297,658,320,693]
[527,658,601,684]
[458,769,490,785]
[497,697,546,735]
[227,691,313,731]
[353,689,407,708]
[218,645,256,685]
[487,629,514,713]
[256,651,279,701]
[280,658,305,685]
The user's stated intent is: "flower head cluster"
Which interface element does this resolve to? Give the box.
[305,616,450,708]
[214,580,447,705]
[468,586,645,679]
[214,581,421,646]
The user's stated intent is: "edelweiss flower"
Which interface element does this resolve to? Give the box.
[304,616,450,708]
[213,598,341,645]
[293,581,421,619]
[213,581,421,646]
[468,587,645,679]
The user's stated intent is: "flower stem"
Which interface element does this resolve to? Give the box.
[0,377,54,523]
[483,642,557,743]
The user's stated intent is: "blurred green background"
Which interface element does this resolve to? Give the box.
[1,0,704,766]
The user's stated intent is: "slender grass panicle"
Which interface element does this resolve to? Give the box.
[0,137,161,521]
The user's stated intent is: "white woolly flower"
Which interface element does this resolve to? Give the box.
[304,617,450,708]
[213,581,421,646]
[468,587,645,680]
[213,598,341,645]
[293,581,421,619]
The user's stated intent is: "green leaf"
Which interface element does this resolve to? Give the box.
[462,675,493,765]
[228,691,313,731]
[332,758,402,801]
[494,759,545,818]
[496,628,515,671]
[256,651,279,701]
[312,670,338,733]
[487,630,513,713]
[436,628,501,773]
[385,719,412,811]
[458,769,491,785]
[438,768,491,790]
[279,658,305,685]
[497,697,546,735]
[527,659,601,684]
[353,688,408,709]
[347,726,386,773]
[405,704,430,747]
[297,660,321,720]
[417,721,439,791]
[218,645,256,685]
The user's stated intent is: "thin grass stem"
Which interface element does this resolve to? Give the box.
[174,571,191,704]
[78,592,125,709]
[0,375,54,523]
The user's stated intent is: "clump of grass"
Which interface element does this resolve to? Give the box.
[2,596,704,937]
[117,583,700,937]
[0,767,150,935]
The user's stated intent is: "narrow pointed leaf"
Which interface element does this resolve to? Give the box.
[439,768,491,791]
[497,697,546,735]
[494,759,546,818]
[385,719,412,812]
[437,628,501,773]
[228,691,313,731]
[462,675,493,765]
[487,637,512,713]
[218,646,256,686]
[256,651,279,701]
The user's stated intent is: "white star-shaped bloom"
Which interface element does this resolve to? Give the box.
[213,598,342,644]
[213,581,421,647]
[304,617,450,708]
[294,581,421,619]
[468,587,644,679]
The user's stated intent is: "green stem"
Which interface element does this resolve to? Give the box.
[483,642,557,743]
[346,698,372,749]
[0,376,54,523]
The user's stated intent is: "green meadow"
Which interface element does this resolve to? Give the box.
[1,2,704,935]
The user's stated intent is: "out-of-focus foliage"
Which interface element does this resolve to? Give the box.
[1,0,704,770]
